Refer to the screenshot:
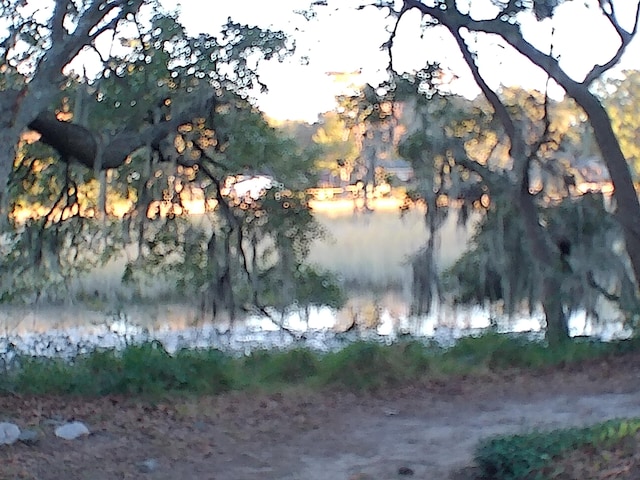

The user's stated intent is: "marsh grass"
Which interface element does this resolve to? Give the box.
[307,208,472,290]
[83,207,472,298]
[2,333,637,397]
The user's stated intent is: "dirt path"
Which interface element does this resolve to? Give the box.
[2,354,640,480]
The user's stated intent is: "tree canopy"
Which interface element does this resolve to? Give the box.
[0,0,343,319]
[305,0,640,343]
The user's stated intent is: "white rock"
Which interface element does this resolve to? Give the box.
[0,422,21,445]
[54,421,90,440]
[138,458,159,473]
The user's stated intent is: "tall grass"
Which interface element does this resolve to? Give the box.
[2,334,637,396]
[307,207,473,290]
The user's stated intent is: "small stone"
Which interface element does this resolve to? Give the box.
[398,466,414,476]
[137,458,159,473]
[0,422,20,445]
[54,421,90,440]
[18,429,39,445]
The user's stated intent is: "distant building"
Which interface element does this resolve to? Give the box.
[377,157,414,182]
[572,155,613,195]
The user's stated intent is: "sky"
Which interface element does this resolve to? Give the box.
[168,1,640,123]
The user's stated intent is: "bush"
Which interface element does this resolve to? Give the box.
[11,357,79,394]
[475,418,640,480]
[100,342,232,395]
[172,347,233,393]
[393,339,432,376]
[440,332,620,371]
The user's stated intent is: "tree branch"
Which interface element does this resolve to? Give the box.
[385,2,411,74]
[447,26,516,144]
[453,155,510,193]
[583,1,640,84]
[50,0,69,45]
[37,0,143,81]
[402,0,637,90]
[28,95,218,170]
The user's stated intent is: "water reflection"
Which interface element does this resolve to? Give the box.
[0,292,631,363]
[0,209,631,361]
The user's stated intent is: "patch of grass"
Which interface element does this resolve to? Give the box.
[10,357,81,395]
[474,418,640,480]
[317,340,431,389]
[434,332,620,373]
[538,426,640,479]
[236,348,320,388]
[1,333,639,397]
[6,341,233,396]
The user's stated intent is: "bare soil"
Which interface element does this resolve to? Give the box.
[2,353,640,480]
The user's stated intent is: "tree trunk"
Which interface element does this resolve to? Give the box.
[541,275,569,347]
[518,189,570,344]
[569,89,640,289]
[405,0,640,290]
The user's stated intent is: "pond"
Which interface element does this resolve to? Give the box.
[0,207,631,362]
[0,291,629,365]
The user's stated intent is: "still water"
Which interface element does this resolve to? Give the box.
[0,292,629,363]
[0,208,631,361]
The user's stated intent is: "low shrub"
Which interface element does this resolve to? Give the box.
[319,341,397,389]
[475,418,640,480]
[439,332,621,371]
[10,357,79,395]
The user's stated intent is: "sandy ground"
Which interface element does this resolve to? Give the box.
[2,353,640,480]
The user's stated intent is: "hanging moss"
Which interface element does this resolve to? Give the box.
[442,192,639,327]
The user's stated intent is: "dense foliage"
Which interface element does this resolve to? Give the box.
[0,2,343,317]
[475,418,640,480]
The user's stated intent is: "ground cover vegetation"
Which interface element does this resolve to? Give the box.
[475,418,640,480]
[1,333,638,397]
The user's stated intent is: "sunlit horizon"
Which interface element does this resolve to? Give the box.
[167,0,640,124]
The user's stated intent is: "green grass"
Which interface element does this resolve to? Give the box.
[235,347,321,388]
[439,332,619,371]
[307,208,473,290]
[4,341,234,396]
[1,333,639,397]
[317,340,432,389]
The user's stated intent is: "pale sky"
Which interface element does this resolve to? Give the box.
[167,1,640,123]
